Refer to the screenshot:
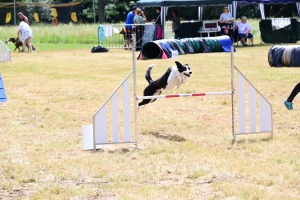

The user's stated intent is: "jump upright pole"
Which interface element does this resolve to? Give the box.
[132,34,139,148]
[230,45,236,141]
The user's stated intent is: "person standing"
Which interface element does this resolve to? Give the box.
[172,10,180,39]
[18,12,29,24]
[219,6,233,37]
[125,6,137,46]
[17,21,33,52]
[236,16,254,46]
[284,82,300,110]
[154,7,161,25]
[133,8,147,50]
[154,7,162,40]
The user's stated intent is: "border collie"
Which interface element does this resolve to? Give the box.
[138,61,192,107]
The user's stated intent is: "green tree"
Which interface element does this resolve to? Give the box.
[81,0,136,23]
[98,0,105,23]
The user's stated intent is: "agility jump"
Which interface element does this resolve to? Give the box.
[82,35,273,150]
[0,40,11,62]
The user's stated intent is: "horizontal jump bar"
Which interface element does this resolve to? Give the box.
[137,91,232,100]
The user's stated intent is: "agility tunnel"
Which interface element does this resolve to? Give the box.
[138,35,233,60]
[268,45,300,67]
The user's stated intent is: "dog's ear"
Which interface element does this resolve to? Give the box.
[119,28,125,34]
[175,61,183,68]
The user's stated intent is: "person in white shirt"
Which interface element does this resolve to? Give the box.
[236,16,254,46]
[17,21,34,52]
[219,6,233,37]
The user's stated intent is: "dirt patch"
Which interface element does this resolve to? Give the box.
[143,131,186,142]
[0,187,36,200]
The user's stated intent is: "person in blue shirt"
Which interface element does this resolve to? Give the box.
[125,6,136,45]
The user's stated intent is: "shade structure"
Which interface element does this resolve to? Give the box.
[235,0,300,19]
[137,0,232,7]
[235,0,300,5]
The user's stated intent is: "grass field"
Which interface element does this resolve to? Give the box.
[0,43,300,199]
[1,19,263,51]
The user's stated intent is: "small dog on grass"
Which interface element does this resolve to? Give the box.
[6,38,36,52]
[138,61,192,107]
[119,28,131,49]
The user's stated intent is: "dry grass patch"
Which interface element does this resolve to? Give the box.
[0,46,300,199]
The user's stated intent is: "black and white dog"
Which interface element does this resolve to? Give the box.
[138,61,192,107]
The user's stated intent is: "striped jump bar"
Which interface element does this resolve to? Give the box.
[137,91,232,100]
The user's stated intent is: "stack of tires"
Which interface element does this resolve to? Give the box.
[268,45,300,67]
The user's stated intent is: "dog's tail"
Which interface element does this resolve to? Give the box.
[145,64,155,84]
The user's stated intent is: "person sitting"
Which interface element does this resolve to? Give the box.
[236,16,254,46]
[219,6,233,38]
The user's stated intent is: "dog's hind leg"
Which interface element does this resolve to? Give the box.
[138,99,152,107]
[138,89,161,107]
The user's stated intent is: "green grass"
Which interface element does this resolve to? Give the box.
[1,22,300,199]
[1,19,264,51]
[1,23,98,44]
[0,46,300,199]
[6,43,95,51]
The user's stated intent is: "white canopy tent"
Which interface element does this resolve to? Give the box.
[137,0,300,38]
